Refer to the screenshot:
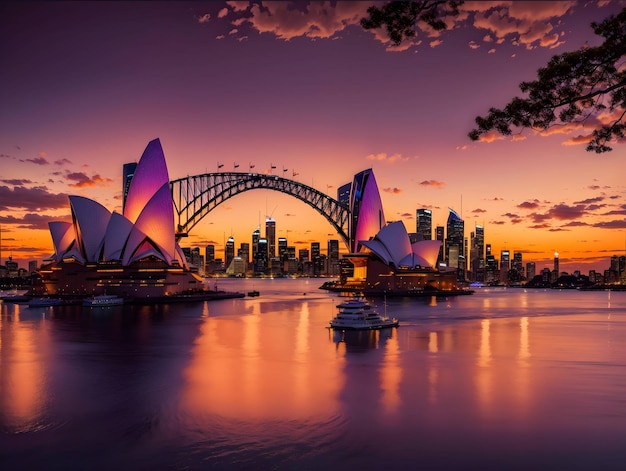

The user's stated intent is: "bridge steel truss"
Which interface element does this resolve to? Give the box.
[170,172,351,248]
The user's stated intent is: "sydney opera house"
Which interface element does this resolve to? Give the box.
[37,139,203,298]
[327,169,463,295]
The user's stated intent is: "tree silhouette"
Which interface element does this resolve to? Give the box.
[469,8,626,153]
[361,2,626,153]
[360,1,462,46]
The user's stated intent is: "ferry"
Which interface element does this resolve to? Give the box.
[28,297,63,307]
[82,294,124,307]
[329,298,399,330]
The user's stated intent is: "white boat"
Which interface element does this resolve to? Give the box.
[82,294,124,307]
[329,298,399,330]
[28,297,62,307]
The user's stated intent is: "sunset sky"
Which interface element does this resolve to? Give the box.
[1,1,625,274]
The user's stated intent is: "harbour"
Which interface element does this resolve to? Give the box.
[2,278,626,470]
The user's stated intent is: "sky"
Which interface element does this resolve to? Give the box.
[1,0,625,274]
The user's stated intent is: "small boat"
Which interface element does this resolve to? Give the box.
[28,297,62,307]
[329,298,399,330]
[82,294,124,307]
[247,290,260,297]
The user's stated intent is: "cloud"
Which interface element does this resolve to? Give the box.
[593,219,626,229]
[529,223,551,229]
[284,213,296,217]
[468,40,480,49]
[0,212,71,230]
[382,187,402,194]
[472,208,487,213]
[23,156,50,165]
[418,180,445,188]
[0,179,32,186]
[574,196,604,204]
[365,152,410,163]
[399,212,413,218]
[429,38,443,48]
[562,134,594,146]
[546,203,587,220]
[66,172,114,188]
[475,131,505,143]
[491,220,506,225]
[218,8,229,19]
[517,200,540,210]
[241,2,368,41]
[54,158,72,165]
[0,185,68,211]
[502,212,523,224]
[197,13,210,24]
[562,221,589,227]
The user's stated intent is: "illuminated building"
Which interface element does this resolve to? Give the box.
[416,209,432,240]
[37,139,202,297]
[265,217,276,259]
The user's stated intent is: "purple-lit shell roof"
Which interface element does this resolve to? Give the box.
[130,182,176,263]
[49,221,74,263]
[48,139,181,267]
[123,138,170,224]
[352,170,385,253]
[101,212,134,261]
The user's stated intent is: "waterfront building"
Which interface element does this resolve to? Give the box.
[552,252,560,283]
[512,251,523,281]
[526,262,536,280]
[37,139,202,297]
[333,221,459,294]
[416,209,432,240]
[28,260,38,274]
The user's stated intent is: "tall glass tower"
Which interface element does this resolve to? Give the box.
[265,217,276,259]
[416,209,432,240]
[445,208,464,265]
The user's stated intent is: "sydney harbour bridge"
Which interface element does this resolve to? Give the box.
[169,168,384,253]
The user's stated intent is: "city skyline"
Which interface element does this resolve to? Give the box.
[1,1,625,273]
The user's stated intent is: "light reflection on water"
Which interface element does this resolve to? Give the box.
[1,282,626,470]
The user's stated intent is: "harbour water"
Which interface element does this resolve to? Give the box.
[2,278,626,470]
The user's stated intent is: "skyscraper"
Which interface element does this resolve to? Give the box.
[446,208,464,269]
[416,209,432,240]
[436,225,444,267]
[500,250,510,283]
[225,236,235,270]
[328,239,339,275]
[265,217,276,259]
[122,162,137,212]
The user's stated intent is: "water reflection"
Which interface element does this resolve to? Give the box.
[0,308,51,434]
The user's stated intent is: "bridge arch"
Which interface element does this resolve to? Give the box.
[170,172,351,248]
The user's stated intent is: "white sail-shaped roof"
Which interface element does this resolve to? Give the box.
[101,212,134,261]
[123,138,170,224]
[359,221,442,270]
[49,221,74,262]
[375,221,412,267]
[69,195,112,262]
